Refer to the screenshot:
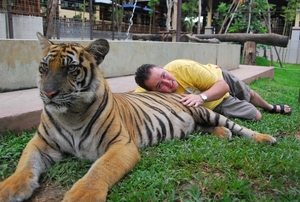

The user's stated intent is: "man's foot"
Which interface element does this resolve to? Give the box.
[267,104,292,115]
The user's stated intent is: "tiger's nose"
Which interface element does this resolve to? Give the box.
[43,91,58,99]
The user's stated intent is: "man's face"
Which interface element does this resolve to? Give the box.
[144,67,178,93]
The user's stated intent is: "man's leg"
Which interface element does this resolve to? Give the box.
[221,68,292,116]
[249,90,292,114]
[213,96,259,120]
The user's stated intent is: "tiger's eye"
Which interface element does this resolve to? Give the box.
[39,63,48,74]
[68,65,78,73]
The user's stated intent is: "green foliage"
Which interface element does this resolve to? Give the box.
[215,2,231,25]
[182,0,200,33]
[147,0,160,15]
[73,14,81,20]
[113,8,122,22]
[183,18,195,34]
[217,0,275,33]
[281,0,300,27]
[78,2,88,12]
[182,0,199,19]
[0,131,34,179]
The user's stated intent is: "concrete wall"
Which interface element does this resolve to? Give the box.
[287,27,300,64]
[0,14,6,39]
[0,39,241,92]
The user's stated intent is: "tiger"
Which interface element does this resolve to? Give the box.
[0,32,276,202]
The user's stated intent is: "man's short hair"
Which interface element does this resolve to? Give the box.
[135,64,157,91]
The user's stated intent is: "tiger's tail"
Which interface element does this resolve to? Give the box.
[220,117,276,144]
[195,109,276,144]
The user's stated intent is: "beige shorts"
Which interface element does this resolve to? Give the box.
[213,68,257,120]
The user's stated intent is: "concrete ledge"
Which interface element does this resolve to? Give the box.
[232,65,274,84]
[0,65,274,134]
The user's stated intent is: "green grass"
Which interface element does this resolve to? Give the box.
[1,58,300,201]
[256,56,271,66]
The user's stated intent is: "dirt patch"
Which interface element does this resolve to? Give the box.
[295,131,300,139]
[26,182,66,202]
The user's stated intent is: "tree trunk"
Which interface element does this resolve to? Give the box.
[224,0,241,33]
[165,0,173,31]
[197,0,202,34]
[132,34,164,41]
[179,35,220,43]
[181,33,289,47]
[265,0,274,66]
[246,0,253,33]
[45,0,58,39]
[218,1,235,34]
[244,41,256,65]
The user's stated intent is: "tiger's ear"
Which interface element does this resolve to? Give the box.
[86,39,110,66]
[36,32,53,50]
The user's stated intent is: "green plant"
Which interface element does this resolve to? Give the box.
[0,131,34,179]
[183,17,196,34]
[217,0,275,34]
[214,2,231,26]
[73,14,81,20]
[281,0,300,36]
[182,0,199,19]
[147,0,160,33]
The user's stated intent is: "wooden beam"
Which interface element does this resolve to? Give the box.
[180,33,289,47]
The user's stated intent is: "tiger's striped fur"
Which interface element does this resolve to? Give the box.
[0,33,276,202]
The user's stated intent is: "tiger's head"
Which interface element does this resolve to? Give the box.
[36,32,109,112]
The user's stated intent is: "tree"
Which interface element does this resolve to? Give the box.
[182,0,198,33]
[281,0,300,36]
[197,0,202,34]
[45,0,58,38]
[183,18,195,34]
[79,0,88,40]
[216,0,277,65]
[278,0,300,63]
[147,0,160,33]
[112,0,123,33]
[216,0,276,34]
[165,0,174,31]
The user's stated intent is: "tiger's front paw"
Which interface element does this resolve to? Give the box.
[254,133,276,144]
[0,172,39,202]
[63,180,108,202]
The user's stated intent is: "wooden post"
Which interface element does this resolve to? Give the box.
[89,0,93,40]
[244,41,256,65]
[172,0,178,42]
[176,0,182,42]
[111,0,114,40]
[7,0,14,38]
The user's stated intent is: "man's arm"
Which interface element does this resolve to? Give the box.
[180,78,229,107]
[199,78,229,102]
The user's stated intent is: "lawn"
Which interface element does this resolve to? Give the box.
[0,58,299,201]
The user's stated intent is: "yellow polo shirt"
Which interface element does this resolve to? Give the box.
[134,59,229,110]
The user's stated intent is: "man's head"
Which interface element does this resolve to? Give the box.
[135,64,178,93]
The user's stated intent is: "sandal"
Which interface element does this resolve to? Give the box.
[268,104,292,115]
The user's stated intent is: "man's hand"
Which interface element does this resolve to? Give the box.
[180,94,204,107]
[180,78,229,108]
